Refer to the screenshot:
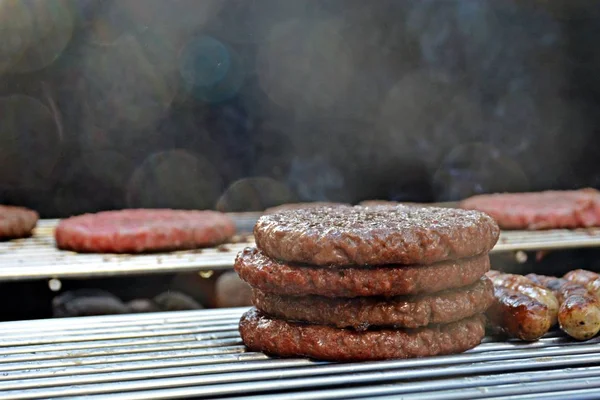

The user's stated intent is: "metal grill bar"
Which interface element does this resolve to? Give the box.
[225,371,600,400]
[0,308,598,399]
[2,219,600,281]
[490,389,600,400]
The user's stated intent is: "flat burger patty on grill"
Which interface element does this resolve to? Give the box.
[0,205,39,239]
[55,209,236,253]
[254,205,499,266]
[239,309,486,361]
[460,188,600,230]
[235,247,490,297]
[252,277,494,329]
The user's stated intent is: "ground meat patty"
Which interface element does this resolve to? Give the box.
[460,189,600,230]
[235,247,490,297]
[239,308,485,361]
[55,209,236,253]
[264,202,349,214]
[254,205,499,266]
[0,205,39,239]
[252,277,493,329]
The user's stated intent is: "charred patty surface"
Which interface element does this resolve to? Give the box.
[235,247,490,297]
[252,277,494,329]
[239,309,486,361]
[254,205,499,266]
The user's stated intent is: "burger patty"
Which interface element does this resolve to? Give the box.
[235,247,490,297]
[239,309,486,361]
[0,205,39,239]
[252,277,494,329]
[460,188,600,230]
[254,205,499,266]
[264,202,349,214]
[55,209,236,253]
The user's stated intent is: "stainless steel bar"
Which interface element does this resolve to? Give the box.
[0,345,250,373]
[0,324,240,347]
[0,319,241,338]
[0,353,272,384]
[0,338,243,363]
[225,365,600,400]
[384,376,600,400]
[0,336,240,357]
[487,389,600,400]
[0,321,240,342]
[0,308,248,331]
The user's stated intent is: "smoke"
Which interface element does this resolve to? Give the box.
[0,0,596,215]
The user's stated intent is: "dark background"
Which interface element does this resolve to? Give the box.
[1,0,599,218]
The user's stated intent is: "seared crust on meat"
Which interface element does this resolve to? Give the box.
[239,309,486,361]
[486,270,559,326]
[254,205,499,266]
[527,274,600,340]
[485,286,552,341]
[0,205,39,239]
[252,277,494,329]
[236,247,491,297]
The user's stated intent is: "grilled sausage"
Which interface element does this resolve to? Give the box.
[564,269,600,300]
[526,274,600,340]
[486,270,559,326]
[485,286,552,341]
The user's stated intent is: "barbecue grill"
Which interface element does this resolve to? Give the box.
[4,213,600,399]
[2,216,600,282]
[0,307,599,399]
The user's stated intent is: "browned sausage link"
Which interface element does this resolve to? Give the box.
[488,271,559,326]
[526,274,600,340]
[485,286,552,341]
[525,274,567,300]
[564,269,600,300]
[564,269,600,284]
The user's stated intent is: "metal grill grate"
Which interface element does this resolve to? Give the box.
[0,307,599,399]
[493,228,600,253]
[1,218,600,281]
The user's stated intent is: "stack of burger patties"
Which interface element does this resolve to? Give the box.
[236,205,500,361]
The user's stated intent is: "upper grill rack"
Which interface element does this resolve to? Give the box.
[1,218,600,282]
[1,307,600,399]
[0,219,253,281]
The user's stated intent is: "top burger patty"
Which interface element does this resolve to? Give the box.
[254,205,499,266]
